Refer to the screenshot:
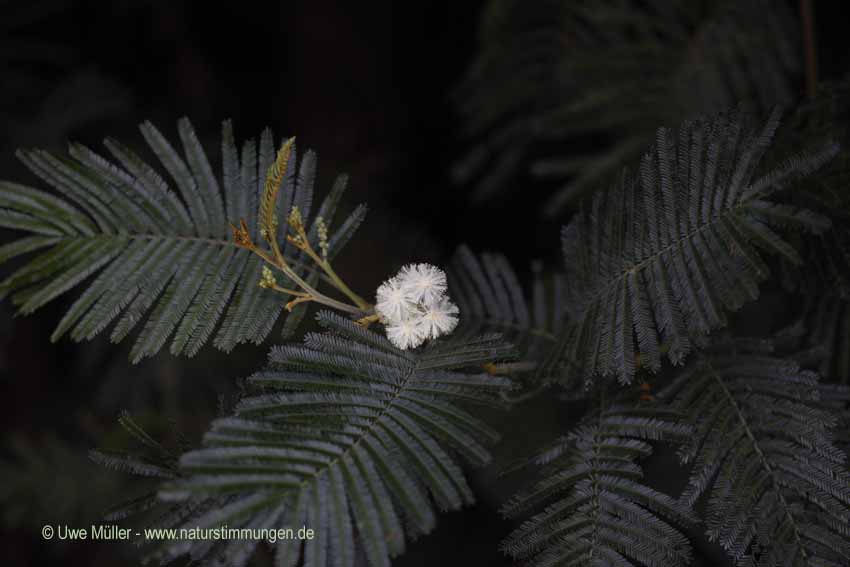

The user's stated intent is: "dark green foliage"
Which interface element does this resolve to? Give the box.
[797,293,850,385]
[454,0,800,214]
[501,399,696,567]
[659,342,850,566]
[89,413,238,563]
[773,80,850,388]
[0,118,366,361]
[818,383,850,454]
[5,7,849,563]
[448,245,566,381]
[88,411,184,522]
[139,311,514,567]
[547,108,837,385]
[774,78,850,297]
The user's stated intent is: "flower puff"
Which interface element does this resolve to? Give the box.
[385,317,426,350]
[375,262,460,350]
[397,263,447,305]
[375,276,414,323]
[419,298,459,339]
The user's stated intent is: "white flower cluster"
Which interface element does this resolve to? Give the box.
[375,263,459,350]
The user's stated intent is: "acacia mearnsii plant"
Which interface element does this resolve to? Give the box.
[454,0,802,214]
[3,29,850,567]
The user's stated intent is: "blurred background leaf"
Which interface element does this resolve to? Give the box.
[453,0,803,217]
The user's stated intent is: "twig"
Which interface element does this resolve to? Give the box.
[800,0,818,99]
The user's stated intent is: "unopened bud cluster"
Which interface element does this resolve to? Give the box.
[375,263,459,350]
[259,266,277,289]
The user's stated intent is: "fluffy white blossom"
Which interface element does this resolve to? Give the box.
[397,263,447,305]
[419,297,459,339]
[375,262,459,350]
[385,317,427,350]
[375,276,414,324]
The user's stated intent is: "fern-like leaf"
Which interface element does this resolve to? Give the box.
[145,311,515,567]
[797,293,850,385]
[501,400,695,567]
[547,108,837,384]
[0,118,366,361]
[659,342,850,566]
[87,410,185,522]
[454,0,800,214]
[448,245,566,382]
[772,77,850,298]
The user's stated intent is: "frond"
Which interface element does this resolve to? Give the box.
[798,293,850,385]
[0,118,366,361]
[818,383,850,455]
[87,411,184,522]
[448,245,566,382]
[501,399,695,567]
[773,77,850,297]
[658,342,850,566]
[137,311,515,567]
[546,108,838,385]
[453,0,800,214]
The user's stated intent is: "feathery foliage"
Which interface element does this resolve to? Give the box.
[88,411,184,522]
[766,79,850,387]
[546,108,838,385]
[89,412,239,564]
[0,118,367,361]
[773,77,850,297]
[659,341,850,566]
[454,0,801,214]
[797,293,850,385]
[501,399,696,567]
[133,311,515,567]
[448,245,566,381]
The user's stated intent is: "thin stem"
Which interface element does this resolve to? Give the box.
[290,228,371,310]
[250,243,364,314]
[263,240,332,303]
[800,0,818,98]
[267,233,311,291]
[318,259,370,309]
[147,229,339,288]
[306,293,364,314]
[356,313,381,328]
[269,283,308,297]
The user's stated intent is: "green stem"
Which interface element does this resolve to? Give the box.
[287,225,372,311]
[308,293,365,315]
[320,259,371,310]
[254,246,364,314]
[800,0,818,98]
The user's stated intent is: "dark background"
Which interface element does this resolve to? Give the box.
[1,1,848,566]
